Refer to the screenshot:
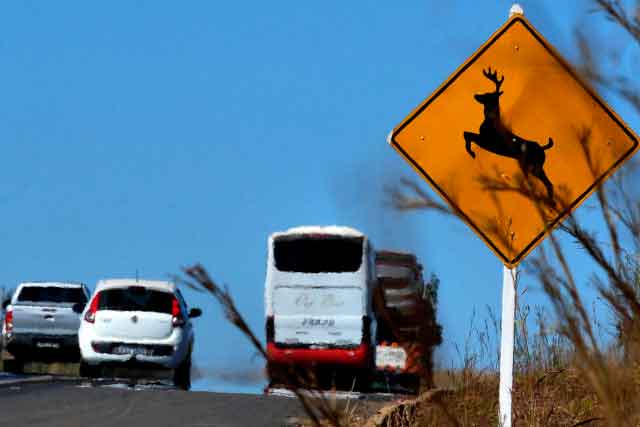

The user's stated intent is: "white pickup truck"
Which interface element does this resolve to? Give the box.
[2,282,89,373]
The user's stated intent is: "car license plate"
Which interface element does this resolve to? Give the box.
[375,345,407,370]
[113,345,153,356]
[36,341,60,349]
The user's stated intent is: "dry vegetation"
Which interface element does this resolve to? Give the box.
[372,298,639,427]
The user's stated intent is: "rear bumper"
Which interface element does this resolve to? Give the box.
[80,345,180,368]
[78,328,188,369]
[266,342,371,368]
[2,333,79,358]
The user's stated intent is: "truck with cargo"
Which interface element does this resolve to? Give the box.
[372,250,442,392]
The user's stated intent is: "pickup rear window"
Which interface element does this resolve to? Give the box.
[97,287,173,314]
[17,286,87,304]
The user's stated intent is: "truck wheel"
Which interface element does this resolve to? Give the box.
[400,374,421,395]
[173,353,191,390]
[355,369,374,393]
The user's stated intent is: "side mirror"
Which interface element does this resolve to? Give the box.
[188,308,202,319]
[72,302,86,314]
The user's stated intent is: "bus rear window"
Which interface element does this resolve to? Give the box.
[274,236,363,273]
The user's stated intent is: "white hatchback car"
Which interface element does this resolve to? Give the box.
[77,279,201,389]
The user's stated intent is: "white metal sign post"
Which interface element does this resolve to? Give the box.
[497,8,521,427]
[497,8,524,427]
[499,266,516,427]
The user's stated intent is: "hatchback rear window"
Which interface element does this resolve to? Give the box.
[97,287,173,313]
[18,286,87,304]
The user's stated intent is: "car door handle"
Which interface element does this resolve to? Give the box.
[43,314,55,321]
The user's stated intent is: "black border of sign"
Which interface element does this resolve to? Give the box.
[390,16,640,267]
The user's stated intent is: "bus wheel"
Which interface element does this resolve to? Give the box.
[266,362,289,388]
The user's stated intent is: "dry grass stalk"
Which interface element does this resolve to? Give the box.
[180,264,348,427]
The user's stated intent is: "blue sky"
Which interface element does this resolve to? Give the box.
[1,1,637,393]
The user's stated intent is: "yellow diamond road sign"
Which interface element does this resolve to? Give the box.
[389,14,639,267]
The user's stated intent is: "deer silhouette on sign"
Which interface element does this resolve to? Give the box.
[463,67,555,201]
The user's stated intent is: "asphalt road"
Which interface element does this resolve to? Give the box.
[0,380,305,427]
[0,378,389,427]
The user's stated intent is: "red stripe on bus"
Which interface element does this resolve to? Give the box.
[266,342,370,367]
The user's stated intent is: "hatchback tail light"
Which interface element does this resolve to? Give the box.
[172,296,185,327]
[84,293,100,323]
[4,308,13,333]
[266,316,274,342]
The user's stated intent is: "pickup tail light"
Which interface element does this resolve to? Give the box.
[266,316,274,342]
[172,296,185,327]
[84,293,100,323]
[4,308,13,333]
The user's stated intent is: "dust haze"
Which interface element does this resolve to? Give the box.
[192,363,266,385]
[330,153,429,256]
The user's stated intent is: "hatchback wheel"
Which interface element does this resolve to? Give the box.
[173,353,191,390]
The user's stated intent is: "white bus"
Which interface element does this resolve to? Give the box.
[264,226,377,381]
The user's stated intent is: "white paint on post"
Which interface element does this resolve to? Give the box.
[500,4,522,425]
[499,266,516,427]
[509,3,524,17]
